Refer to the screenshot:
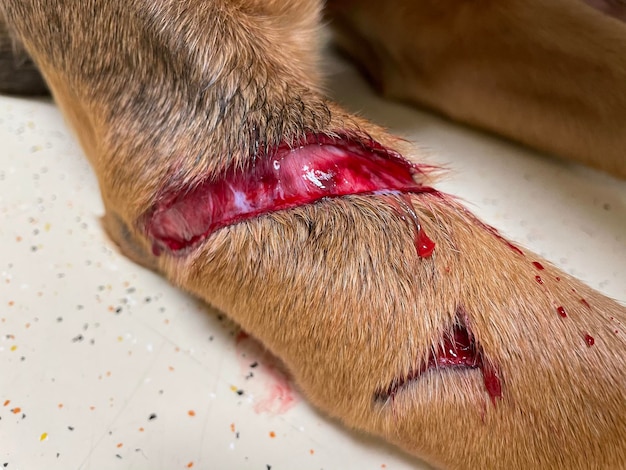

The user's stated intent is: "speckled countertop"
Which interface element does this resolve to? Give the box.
[1,52,624,470]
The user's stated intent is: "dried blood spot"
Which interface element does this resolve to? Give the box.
[556,306,568,318]
[532,261,545,270]
[535,275,544,285]
[584,334,595,347]
[146,134,436,254]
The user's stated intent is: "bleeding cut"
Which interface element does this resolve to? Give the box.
[146,135,437,255]
[375,323,502,404]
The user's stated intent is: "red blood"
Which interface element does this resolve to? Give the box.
[482,365,503,404]
[507,243,524,256]
[584,334,595,347]
[581,298,591,309]
[430,326,479,369]
[556,306,568,318]
[392,194,436,258]
[458,209,525,256]
[532,261,545,270]
[375,324,502,403]
[437,328,502,404]
[535,275,544,284]
[147,135,435,253]
[235,331,249,344]
[484,226,524,256]
[417,229,436,258]
[555,277,561,282]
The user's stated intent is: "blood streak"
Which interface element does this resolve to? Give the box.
[393,194,436,258]
[556,306,568,318]
[532,261,545,270]
[457,205,525,256]
[482,364,503,404]
[584,334,595,347]
[146,135,437,254]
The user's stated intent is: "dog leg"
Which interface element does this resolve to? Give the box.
[327,0,626,178]
[2,1,625,469]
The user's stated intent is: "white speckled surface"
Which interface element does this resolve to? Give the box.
[1,51,625,470]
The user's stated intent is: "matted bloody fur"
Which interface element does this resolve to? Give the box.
[1,1,625,469]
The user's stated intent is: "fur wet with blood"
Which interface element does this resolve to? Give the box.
[3,1,626,469]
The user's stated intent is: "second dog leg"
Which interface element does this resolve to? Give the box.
[327,0,626,178]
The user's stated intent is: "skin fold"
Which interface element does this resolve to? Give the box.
[1,1,625,468]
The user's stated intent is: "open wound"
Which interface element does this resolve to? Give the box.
[375,319,502,404]
[146,134,437,256]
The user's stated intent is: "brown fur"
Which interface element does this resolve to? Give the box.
[328,0,626,178]
[1,1,625,469]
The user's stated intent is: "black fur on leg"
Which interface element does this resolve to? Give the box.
[0,17,48,96]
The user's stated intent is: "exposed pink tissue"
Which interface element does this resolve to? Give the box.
[147,137,434,254]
